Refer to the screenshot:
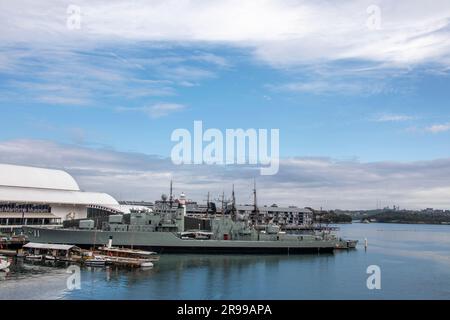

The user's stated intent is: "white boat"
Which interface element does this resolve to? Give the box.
[0,255,10,271]
[44,255,56,261]
[98,246,159,261]
[25,254,43,261]
[84,255,106,267]
[140,261,153,268]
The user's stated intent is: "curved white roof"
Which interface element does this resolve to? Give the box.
[0,164,80,191]
[0,186,119,206]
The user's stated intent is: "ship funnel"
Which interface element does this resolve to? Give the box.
[107,236,113,249]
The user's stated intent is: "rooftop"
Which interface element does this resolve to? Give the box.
[0,185,118,206]
[23,242,79,251]
[0,163,80,191]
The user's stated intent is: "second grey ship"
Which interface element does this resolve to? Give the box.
[24,192,347,254]
[24,183,358,254]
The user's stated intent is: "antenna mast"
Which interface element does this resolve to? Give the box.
[252,179,260,224]
[231,184,236,220]
[221,191,225,214]
[169,180,173,207]
[205,191,210,217]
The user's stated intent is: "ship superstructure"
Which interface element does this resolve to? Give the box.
[24,183,356,253]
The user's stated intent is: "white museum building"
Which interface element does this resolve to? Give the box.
[0,163,120,233]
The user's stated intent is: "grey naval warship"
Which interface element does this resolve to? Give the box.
[24,190,349,254]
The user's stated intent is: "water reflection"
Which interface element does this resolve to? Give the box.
[339,223,450,266]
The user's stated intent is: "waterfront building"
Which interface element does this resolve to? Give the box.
[0,163,119,233]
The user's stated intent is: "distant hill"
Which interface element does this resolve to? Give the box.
[313,211,352,224]
[365,211,450,225]
[327,208,450,225]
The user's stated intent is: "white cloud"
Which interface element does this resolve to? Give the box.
[117,103,186,118]
[1,0,449,108]
[0,46,223,108]
[373,113,415,122]
[189,53,230,68]
[425,122,450,133]
[0,49,180,107]
[1,0,450,69]
[268,80,390,95]
[36,95,91,106]
[2,139,450,210]
[145,103,186,118]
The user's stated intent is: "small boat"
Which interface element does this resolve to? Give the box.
[44,255,56,261]
[140,261,153,268]
[84,255,106,267]
[346,240,358,249]
[0,255,10,271]
[25,254,43,261]
[97,243,159,268]
[98,246,159,262]
[335,239,359,249]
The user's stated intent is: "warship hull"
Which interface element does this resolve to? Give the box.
[23,227,335,254]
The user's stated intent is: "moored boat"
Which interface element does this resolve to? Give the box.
[84,255,107,267]
[25,254,43,261]
[139,261,153,268]
[335,239,358,249]
[24,209,339,254]
[96,237,158,268]
[23,186,350,254]
[98,238,159,261]
[0,255,10,271]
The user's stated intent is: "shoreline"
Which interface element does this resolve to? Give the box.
[353,220,450,226]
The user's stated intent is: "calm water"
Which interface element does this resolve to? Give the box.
[1,223,450,299]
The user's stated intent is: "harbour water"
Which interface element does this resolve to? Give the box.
[1,223,450,300]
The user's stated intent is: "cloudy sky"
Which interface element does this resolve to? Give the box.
[1,0,450,209]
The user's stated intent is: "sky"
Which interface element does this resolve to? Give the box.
[1,0,450,209]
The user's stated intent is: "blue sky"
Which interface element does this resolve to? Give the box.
[1,0,450,209]
[2,46,450,163]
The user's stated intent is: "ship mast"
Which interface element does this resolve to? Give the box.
[206,191,210,217]
[252,179,260,225]
[169,180,173,210]
[214,191,226,216]
[231,184,237,221]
